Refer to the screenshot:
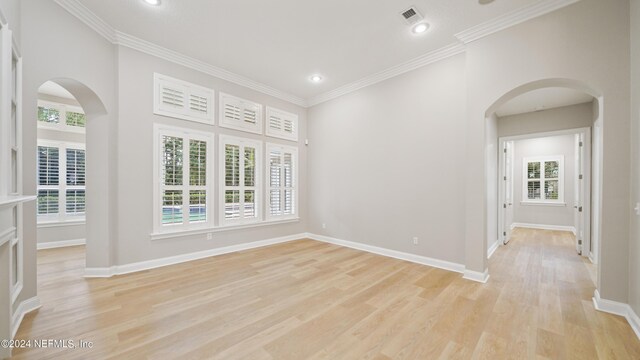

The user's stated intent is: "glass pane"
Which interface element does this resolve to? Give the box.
[225,190,240,219]
[189,140,207,186]
[162,190,183,225]
[225,145,240,186]
[545,180,559,200]
[66,149,86,186]
[244,147,256,187]
[545,161,559,179]
[66,111,86,127]
[244,190,256,218]
[527,181,541,200]
[270,151,281,188]
[162,136,183,186]
[527,162,540,179]
[66,190,86,214]
[38,190,59,215]
[38,146,59,186]
[270,189,281,216]
[38,106,60,124]
[189,190,206,223]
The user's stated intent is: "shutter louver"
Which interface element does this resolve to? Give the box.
[219,93,263,134]
[266,107,298,141]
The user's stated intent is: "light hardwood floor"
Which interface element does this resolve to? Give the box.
[12,229,640,359]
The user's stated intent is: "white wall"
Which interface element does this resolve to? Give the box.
[308,54,467,266]
[629,0,640,317]
[486,114,499,253]
[511,134,576,227]
[497,102,594,138]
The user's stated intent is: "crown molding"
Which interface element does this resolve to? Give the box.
[306,43,466,107]
[53,0,307,107]
[454,0,580,44]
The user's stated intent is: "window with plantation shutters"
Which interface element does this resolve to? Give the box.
[266,107,298,142]
[154,125,213,233]
[522,156,564,204]
[36,142,86,222]
[219,93,263,134]
[266,143,297,219]
[219,135,262,226]
[153,73,214,124]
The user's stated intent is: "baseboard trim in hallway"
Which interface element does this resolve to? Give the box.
[37,238,85,250]
[462,269,490,283]
[593,289,640,340]
[512,222,576,234]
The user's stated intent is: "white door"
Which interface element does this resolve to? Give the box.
[503,141,514,244]
[574,134,582,253]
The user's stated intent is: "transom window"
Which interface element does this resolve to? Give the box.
[37,100,86,132]
[523,156,564,204]
[154,125,213,232]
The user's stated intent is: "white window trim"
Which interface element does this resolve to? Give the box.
[521,155,565,205]
[37,99,86,133]
[153,73,215,125]
[218,92,264,135]
[153,124,214,234]
[265,106,299,142]
[219,135,263,227]
[266,142,298,221]
[36,140,86,223]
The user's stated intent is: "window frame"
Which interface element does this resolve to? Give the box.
[266,143,298,221]
[218,135,263,227]
[153,124,214,234]
[522,155,565,205]
[265,106,298,142]
[36,140,86,224]
[218,92,264,135]
[37,99,86,133]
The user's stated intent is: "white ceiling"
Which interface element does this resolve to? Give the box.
[496,87,594,117]
[38,81,76,100]
[77,0,541,100]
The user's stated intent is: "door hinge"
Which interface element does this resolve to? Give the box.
[504,148,507,153]
[578,206,583,212]
[503,203,507,208]
[504,176,507,181]
[579,141,583,147]
[579,174,583,180]
[578,240,582,245]
[503,231,507,236]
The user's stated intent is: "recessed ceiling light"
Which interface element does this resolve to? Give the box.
[479,0,495,4]
[143,0,161,6]
[412,23,429,34]
[310,75,323,83]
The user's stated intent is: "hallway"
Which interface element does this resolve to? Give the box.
[11,229,640,359]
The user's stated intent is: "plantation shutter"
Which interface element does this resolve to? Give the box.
[219,93,263,134]
[154,73,214,124]
[266,107,298,142]
[267,143,297,219]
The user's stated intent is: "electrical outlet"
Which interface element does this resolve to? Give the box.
[322,223,326,229]
[207,233,213,240]
[412,237,418,245]
[635,202,640,216]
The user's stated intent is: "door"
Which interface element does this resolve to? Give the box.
[503,141,514,244]
[574,133,586,254]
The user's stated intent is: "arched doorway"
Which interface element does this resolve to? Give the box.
[34,78,112,273]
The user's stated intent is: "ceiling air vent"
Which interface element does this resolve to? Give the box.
[400,6,423,25]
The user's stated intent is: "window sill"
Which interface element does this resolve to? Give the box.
[150,218,300,241]
[37,220,86,228]
[520,201,566,207]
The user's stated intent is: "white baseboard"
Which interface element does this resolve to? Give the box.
[593,290,640,341]
[84,233,306,278]
[487,240,500,259]
[512,222,576,233]
[463,269,490,283]
[305,233,465,274]
[11,296,41,339]
[37,238,85,250]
